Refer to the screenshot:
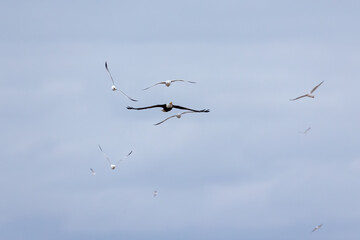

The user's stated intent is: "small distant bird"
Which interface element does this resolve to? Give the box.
[299,127,311,134]
[142,80,196,90]
[104,61,138,102]
[154,111,197,125]
[127,102,210,113]
[290,81,324,101]
[312,224,323,232]
[153,190,158,197]
[98,144,133,170]
[90,168,96,176]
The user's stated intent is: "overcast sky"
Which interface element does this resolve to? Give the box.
[1,0,360,239]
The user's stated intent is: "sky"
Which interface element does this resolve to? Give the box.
[1,0,360,239]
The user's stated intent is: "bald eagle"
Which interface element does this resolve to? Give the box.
[127,102,209,113]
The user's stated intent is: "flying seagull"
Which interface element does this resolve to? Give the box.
[127,102,210,113]
[98,144,133,170]
[290,81,324,101]
[312,224,323,232]
[142,80,196,90]
[153,190,158,197]
[154,111,197,125]
[90,168,96,176]
[104,61,138,102]
[298,127,311,134]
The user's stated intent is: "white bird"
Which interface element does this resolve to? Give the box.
[98,144,133,170]
[312,224,323,232]
[153,190,158,197]
[154,111,197,125]
[290,81,324,101]
[105,61,138,102]
[90,168,96,176]
[298,127,311,134]
[142,79,196,90]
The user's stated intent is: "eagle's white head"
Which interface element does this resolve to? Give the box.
[166,102,173,108]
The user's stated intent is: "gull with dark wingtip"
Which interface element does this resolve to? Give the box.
[298,127,311,134]
[104,61,138,102]
[153,190,158,197]
[154,111,198,125]
[312,224,323,232]
[142,80,196,90]
[98,144,133,170]
[290,81,324,101]
[127,101,209,113]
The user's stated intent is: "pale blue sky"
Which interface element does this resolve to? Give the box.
[1,1,360,239]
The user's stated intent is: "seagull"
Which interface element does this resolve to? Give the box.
[153,190,158,197]
[127,102,210,113]
[154,111,197,125]
[104,61,138,102]
[90,168,96,176]
[298,127,311,134]
[312,224,323,232]
[98,144,133,170]
[290,81,324,101]
[142,80,196,90]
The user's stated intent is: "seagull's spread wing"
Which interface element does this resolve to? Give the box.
[98,144,112,165]
[170,79,185,82]
[170,79,197,84]
[290,94,308,101]
[142,82,166,90]
[154,115,177,125]
[172,105,210,112]
[90,168,96,175]
[127,104,166,110]
[118,150,133,162]
[310,81,324,94]
[304,127,311,133]
[116,89,138,102]
[105,61,115,85]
